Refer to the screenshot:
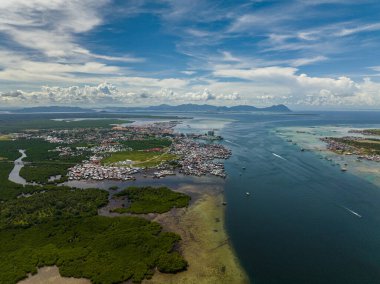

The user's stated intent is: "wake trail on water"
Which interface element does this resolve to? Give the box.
[272,153,287,161]
[340,205,362,218]
[225,139,240,147]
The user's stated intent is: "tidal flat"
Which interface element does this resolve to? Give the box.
[144,184,248,284]
[276,125,380,187]
[19,267,90,284]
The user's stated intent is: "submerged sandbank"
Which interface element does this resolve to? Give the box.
[276,125,380,187]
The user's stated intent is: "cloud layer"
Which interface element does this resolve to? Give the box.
[0,0,380,109]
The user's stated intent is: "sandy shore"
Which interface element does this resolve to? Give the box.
[18,184,248,284]
[144,184,248,284]
[18,266,90,284]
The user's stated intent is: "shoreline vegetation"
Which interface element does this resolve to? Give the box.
[0,114,247,283]
[111,186,191,214]
[1,187,188,283]
[19,184,248,284]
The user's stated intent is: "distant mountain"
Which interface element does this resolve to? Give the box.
[106,104,291,113]
[148,104,220,112]
[14,106,96,113]
[13,104,291,113]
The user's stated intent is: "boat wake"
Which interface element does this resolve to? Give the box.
[225,139,240,147]
[341,206,362,218]
[272,153,287,161]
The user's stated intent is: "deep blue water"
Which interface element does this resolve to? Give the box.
[219,111,380,284]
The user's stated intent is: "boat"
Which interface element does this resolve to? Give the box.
[222,201,227,206]
[341,167,347,172]
[242,167,246,170]
[245,192,250,196]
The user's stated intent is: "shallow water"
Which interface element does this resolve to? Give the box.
[278,125,380,187]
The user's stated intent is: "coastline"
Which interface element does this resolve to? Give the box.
[276,125,380,187]
[144,184,249,284]
[18,183,248,284]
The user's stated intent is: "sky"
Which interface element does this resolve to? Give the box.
[1,0,380,109]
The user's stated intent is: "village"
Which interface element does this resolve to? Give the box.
[25,121,234,181]
[67,138,231,181]
[321,136,380,162]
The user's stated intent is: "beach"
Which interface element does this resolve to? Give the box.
[18,267,90,284]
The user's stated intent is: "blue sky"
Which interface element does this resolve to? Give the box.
[1,0,380,109]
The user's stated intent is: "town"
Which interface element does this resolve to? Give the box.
[321,136,380,162]
[11,120,232,182]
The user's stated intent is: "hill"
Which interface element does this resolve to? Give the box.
[13,106,95,113]
[106,104,291,113]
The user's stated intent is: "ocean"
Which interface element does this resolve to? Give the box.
[219,111,380,284]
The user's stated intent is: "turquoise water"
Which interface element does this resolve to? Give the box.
[219,112,380,284]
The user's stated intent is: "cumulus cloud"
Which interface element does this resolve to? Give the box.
[0,83,241,106]
[212,66,361,106]
[1,71,379,108]
[183,89,240,101]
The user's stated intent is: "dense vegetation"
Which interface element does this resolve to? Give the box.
[0,140,49,200]
[121,138,172,150]
[361,129,380,136]
[0,112,181,133]
[0,216,187,283]
[113,186,191,214]
[0,162,46,201]
[333,137,380,155]
[0,188,108,229]
[0,117,132,133]
[20,164,69,184]
[0,138,89,184]
[0,187,188,283]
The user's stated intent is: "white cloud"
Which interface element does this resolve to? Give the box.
[214,66,298,81]
[290,56,328,67]
[0,82,240,106]
[335,23,380,37]
[2,72,380,108]
[221,51,242,63]
[369,66,380,72]
[210,66,364,106]
[0,0,143,86]
[0,0,107,58]
[181,70,196,75]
